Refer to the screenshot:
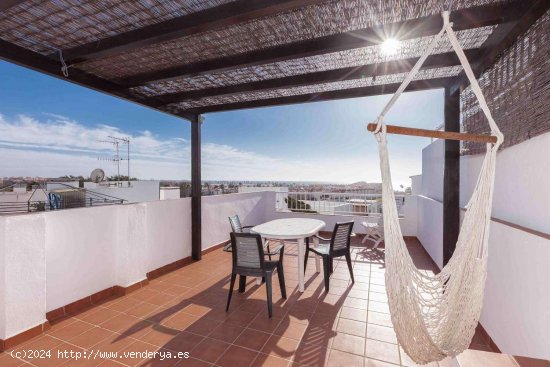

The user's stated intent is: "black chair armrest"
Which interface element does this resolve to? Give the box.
[314,234,331,242]
[241,225,255,233]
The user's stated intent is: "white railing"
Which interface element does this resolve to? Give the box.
[275,192,407,217]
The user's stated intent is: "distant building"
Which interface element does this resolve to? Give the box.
[160,187,180,200]
[238,186,289,194]
[83,181,160,203]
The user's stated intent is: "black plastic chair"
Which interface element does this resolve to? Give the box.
[226,232,287,318]
[304,221,355,292]
[228,214,253,233]
[226,215,282,259]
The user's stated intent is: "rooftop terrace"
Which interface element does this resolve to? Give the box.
[2,237,510,367]
[0,0,549,366]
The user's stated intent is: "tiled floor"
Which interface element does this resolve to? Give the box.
[1,237,492,367]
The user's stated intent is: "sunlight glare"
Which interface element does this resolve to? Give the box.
[381,38,400,56]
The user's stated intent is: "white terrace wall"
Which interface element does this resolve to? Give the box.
[417,132,550,360]
[201,192,272,250]
[0,218,5,338]
[417,139,445,267]
[0,199,192,340]
[0,192,274,340]
[0,214,46,342]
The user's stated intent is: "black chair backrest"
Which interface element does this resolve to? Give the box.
[228,215,243,233]
[230,232,265,275]
[330,221,354,253]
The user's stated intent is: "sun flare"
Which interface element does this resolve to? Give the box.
[381,38,400,55]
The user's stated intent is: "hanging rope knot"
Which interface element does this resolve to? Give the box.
[494,131,505,148]
[372,116,385,134]
[442,11,450,26]
[58,49,71,77]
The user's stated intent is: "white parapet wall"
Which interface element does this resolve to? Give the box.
[416,195,444,268]
[0,214,47,341]
[0,198,192,341]
[417,132,550,360]
[0,192,276,341]
[201,191,272,250]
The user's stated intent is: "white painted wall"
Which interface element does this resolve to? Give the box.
[0,218,6,338]
[418,132,550,359]
[416,195,444,268]
[460,132,550,234]
[202,192,271,250]
[416,139,445,267]
[479,218,550,359]
[421,139,444,201]
[144,199,192,273]
[0,192,33,203]
[0,198,192,340]
[401,195,418,239]
[0,214,47,340]
[45,206,120,311]
[160,187,181,200]
[410,175,422,196]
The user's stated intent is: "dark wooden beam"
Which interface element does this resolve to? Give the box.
[120,2,525,87]
[0,39,194,121]
[60,0,320,64]
[0,0,25,12]
[443,86,460,266]
[449,0,550,95]
[191,115,202,261]
[150,50,477,106]
[184,77,451,114]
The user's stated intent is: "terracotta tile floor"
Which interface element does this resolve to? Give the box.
[1,237,492,367]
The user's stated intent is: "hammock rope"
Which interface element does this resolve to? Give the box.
[370,11,503,364]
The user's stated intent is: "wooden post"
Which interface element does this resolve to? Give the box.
[191,114,202,261]
[443,86,460,265]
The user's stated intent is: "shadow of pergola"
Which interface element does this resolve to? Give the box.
[106,249,354,366]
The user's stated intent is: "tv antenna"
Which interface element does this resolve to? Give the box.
[98,136,131,187]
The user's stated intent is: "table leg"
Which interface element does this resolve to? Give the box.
[313,235,320,273]
[297,237,305,292]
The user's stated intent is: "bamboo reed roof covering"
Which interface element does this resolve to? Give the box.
[0,0,548,120]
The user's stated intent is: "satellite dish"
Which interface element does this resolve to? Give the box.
[90,168,105,183]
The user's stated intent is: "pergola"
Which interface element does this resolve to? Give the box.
[1,0,547,262]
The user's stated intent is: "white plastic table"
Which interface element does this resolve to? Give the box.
[251,218,326,292]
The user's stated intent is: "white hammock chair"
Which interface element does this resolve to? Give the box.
[370,12,504,364]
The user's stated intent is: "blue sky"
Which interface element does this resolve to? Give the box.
[0,60,443,187]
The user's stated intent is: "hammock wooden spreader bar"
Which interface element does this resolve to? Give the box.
[367,123,498,143]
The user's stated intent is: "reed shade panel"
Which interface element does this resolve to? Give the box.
[460,10,550,155]
[0,0,545,123]
[367,123,498,143]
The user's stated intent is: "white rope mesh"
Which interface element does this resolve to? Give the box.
[370,12,503,364]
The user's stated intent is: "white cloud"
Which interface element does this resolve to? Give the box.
[0,113,415,187]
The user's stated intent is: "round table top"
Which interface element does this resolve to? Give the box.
[251,218,326,240]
